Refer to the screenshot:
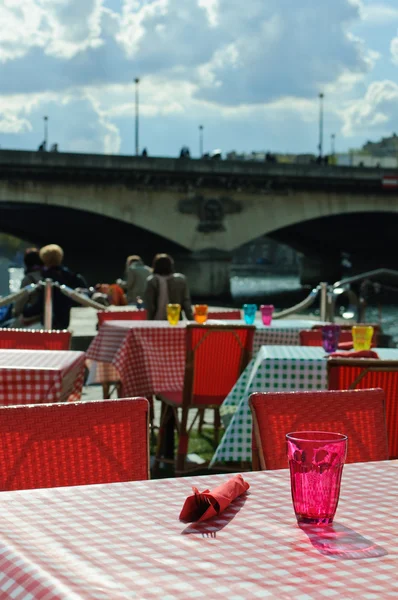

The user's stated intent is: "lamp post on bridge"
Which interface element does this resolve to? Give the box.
[318,93,324,159]
[199,125,204,158]
[331,133,336,158]
[43,116,48,151]
[134,78,140,156]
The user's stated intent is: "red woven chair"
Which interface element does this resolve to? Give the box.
[328,358,398,458]
[207,310,241,320]
[299,329,353,347]
[0,328,71,350]
[155,323,255,473]
[249,388,388,470]
[97,309,147,327]
[0,397,150,491]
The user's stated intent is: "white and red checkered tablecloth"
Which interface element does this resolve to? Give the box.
[0,350,86,405]
[86,319,324,396]
[0,461,397,599]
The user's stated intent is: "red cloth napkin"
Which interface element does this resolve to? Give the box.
[179,474,250,522]
[338,341,353,350]
[328,350,379,359]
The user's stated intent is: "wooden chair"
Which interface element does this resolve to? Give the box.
[328,358,398,458]
[97,309,147,327]
[155,323,255,474]
[0,328,71,350]
[207,310,241,320]
[0,398,150,491]
[299,329,353,347]
[249,388,388,470]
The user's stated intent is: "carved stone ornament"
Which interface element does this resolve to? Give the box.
[178,195,242,233]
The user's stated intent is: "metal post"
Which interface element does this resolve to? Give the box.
[318,93,324,158]
[199,125,203,157]
[44,279,53,330]
[319,282,328,322]
[331,133,335,156]
[44,116,48,151]
[134,77,140,155]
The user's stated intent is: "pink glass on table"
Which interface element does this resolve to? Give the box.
[260,305,274,326]
[286,431,347,525]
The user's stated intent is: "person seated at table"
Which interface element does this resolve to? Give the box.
[23,244,88,330]
[144,253,193,320]
[118,255,152,305]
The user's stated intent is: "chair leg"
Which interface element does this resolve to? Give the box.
[116,382,123,397]
[176,407,189,473]
[214,408,221,447]
[198,409,205,433]
[102,383,110,399]
[153,402,168,475]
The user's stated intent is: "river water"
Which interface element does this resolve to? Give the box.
[8,268,398,346]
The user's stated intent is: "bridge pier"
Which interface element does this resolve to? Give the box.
[175,250,232,299]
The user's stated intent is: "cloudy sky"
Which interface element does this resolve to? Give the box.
[1,0,398,158]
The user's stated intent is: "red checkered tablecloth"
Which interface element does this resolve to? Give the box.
[86,319,321,396]
[0,461,397,599]
[0,350,86,405]
[86,321,187,396]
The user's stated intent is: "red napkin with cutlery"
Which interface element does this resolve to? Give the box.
[179,474,250,523]
[328,350,379,359]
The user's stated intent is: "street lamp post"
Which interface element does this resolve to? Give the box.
[318,93,324,158]
[199,125,204,157]
[331,133,336,156]
[134,78,140,156]
[43,116,48,151]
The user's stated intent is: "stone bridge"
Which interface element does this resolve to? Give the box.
[0,149,397,295]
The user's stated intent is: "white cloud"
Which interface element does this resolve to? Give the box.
[360,2,398,24]
[342,80,398,136]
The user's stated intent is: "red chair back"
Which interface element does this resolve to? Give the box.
[0,398,149,491]
[328,359,398,458]
[97,310,147,326]
[0,329,71,350]
[300,329,353,347]
[249,388,388,470]
[183,324,255,407]
[207,310,241,320]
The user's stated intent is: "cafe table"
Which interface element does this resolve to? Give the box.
[86,319,324,396]
[210,345,398,467]
[0,461,397,599]
[0,349,86,405]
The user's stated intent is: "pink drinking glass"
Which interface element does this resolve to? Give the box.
[286,431,347,525]
[260,304,274,326]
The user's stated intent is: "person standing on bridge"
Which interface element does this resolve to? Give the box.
[144,253,193,321]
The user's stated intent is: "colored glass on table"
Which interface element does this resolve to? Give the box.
[352,326,373,351]
[321,324,341,353]
[167,304,181,326]
[260,304,274,326]
[243,304,257,325]
[286,431,347,525]
[194,304,208,324]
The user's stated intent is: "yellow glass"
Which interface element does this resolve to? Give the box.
[352,325,374,351]
[167,303,181,326]
[194,304,208,324]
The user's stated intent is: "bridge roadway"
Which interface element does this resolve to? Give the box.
[0,149,397,295]
[0,149,393,192]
